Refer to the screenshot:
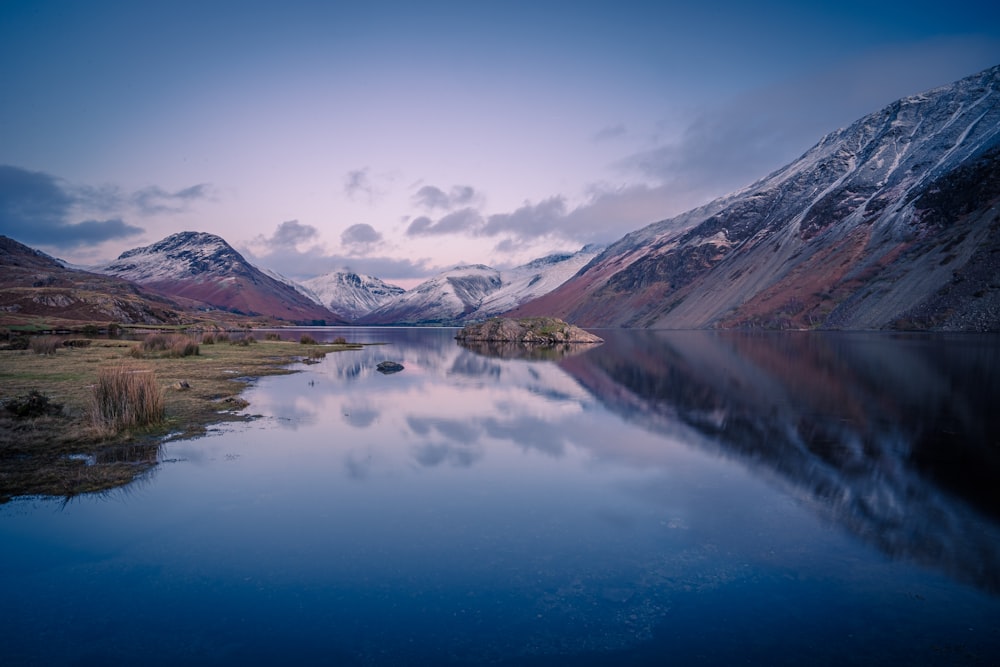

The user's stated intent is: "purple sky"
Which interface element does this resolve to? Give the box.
[2,0,999,285]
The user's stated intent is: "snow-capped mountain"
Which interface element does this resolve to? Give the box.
[359,264,502,325]
[465,245,603,322]
[300,271,406,322]
[514,64,1000,331]
[99,231,344,324]
[358,245,603,325]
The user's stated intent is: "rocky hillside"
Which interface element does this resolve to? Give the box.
[99,232,344,324]
[513,64,1000,331]
[0,235,184,326]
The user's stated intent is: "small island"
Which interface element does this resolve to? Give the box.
[455,317,603,344]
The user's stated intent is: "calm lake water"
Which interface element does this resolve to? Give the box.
[2,328,999,666]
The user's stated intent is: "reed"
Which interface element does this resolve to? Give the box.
[90,364,164,433]
[29,336,60,355]
[134,333,200,358]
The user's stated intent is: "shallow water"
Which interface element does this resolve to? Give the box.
[2,328,999,665]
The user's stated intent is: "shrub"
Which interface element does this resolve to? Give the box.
[230,334,256,346]
[333,336,348,345]
[201,333,216,344]
[2,390,62,419]
[264,332,282,341]
[300,334,318,345]
[29,336,60,355]
[138,333,199,357]
[215,332,231,343]
[90,364,164,432]
[167,338,200,358]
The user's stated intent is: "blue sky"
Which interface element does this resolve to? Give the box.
[2,0,999,284]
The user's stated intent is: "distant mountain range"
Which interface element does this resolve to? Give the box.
[2,65,998,331]
[512,64,1000,331]
[357,246,602,325]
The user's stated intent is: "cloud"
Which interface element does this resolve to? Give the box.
[405,207,484,236]
[268,219,319,247]
[412,184,481,211]
[619,37,1000,204]
[0,165,145,247]
[340,223,382,248]
[132,183,211,216]
[592,123,627,142]
[343,167,394,205]
[482,196,567,238]
[241,234,433,283]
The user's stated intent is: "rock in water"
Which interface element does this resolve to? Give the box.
[455,317,602,344]
[376,361,405,374]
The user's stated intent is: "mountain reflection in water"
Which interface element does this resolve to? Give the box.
[549,330,1000,595]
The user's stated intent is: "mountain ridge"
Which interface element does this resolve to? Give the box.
[511,64,1000,331]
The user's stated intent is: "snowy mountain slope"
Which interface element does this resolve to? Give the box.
[467,245,603,321]
[358,265,502,325]
[99,232,344,323]
[513,64,1000,331]
[357,246,603,325]
[300,271,406,322]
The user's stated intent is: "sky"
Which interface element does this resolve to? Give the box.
[2,0,999,286]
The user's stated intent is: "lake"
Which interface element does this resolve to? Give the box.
[2,328,999,666]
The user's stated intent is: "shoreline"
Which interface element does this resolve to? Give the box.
[0,336,359,503]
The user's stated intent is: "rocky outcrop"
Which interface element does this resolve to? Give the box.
[455,317,602,344]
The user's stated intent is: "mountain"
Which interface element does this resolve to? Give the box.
[0,235,184,326]
[465,245,603,321]
[300,271,406,322]
[359,264,501,325]
[99,232,344,324]
[512,65,1000,331]
[358,246,603,325]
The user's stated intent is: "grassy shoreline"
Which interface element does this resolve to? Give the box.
[0,336,359,503]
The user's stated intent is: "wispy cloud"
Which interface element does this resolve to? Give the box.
[592,123,627,142]
[132,184,211,216]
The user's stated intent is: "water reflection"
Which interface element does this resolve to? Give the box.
[557,330,1000,594]
[458,339,599,361]
[252,328,1000,596]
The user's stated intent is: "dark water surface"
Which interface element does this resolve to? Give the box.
[2,328,999,666]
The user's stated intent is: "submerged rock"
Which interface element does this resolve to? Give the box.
[455,317,602,344]
[376,361,405,374]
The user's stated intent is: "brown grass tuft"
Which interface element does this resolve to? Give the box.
[300,334,318,345]
[29,336,60,355]
[90,364,165,433]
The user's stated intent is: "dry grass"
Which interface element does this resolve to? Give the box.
[132,333,200,358]
[0,336,363,502]
[90,364,165,433]
[29,336,60,355]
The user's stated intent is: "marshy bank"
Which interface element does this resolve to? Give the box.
[0,333,363,502]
